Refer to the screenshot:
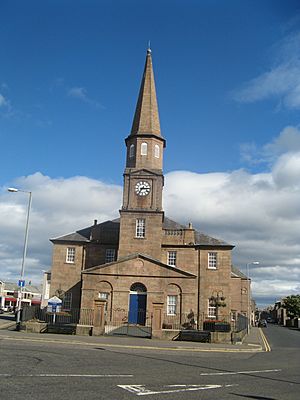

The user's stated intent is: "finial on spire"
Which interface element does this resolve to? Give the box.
[147,40,151,54]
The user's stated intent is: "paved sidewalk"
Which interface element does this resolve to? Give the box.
[0,327,265,353]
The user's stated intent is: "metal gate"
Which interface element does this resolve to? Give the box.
[105,308,152,338]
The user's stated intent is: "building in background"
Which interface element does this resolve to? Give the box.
[0,281,41,311]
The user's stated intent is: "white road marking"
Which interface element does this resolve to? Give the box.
[0,374,133,378]
[200,368,281,376]
[118,384,238,396]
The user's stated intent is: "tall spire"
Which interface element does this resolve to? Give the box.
[130,48,162,137]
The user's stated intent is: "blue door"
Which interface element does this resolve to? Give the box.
[128,293,147,325]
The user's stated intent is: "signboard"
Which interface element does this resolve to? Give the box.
[48,296,62,306]
[18,280,25,287]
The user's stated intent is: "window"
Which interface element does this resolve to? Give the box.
[141,142,148,155]
[62,293,72,310]
[105,249,115,263]
[208,299,216,318]
[208,252,217,269]
[129,144,135,158]
[99,292,109,311]
[167,251,177,267]
[99,292,109,300]
[66,247,75,263]
[136,219,145,238]
[167,295,177,315]
[154,144,160,158]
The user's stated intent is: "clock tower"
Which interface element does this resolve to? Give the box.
[118,48,166,259]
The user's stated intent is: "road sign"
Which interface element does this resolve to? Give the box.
[18,280,25,287]
[48,296,63,305]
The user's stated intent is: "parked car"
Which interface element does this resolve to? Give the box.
[258,319,267,327]
[0,308,4,314]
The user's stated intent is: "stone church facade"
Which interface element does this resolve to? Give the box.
[50,49,249,330]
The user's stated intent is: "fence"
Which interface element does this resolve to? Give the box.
[162,312,248,333]
[21,306,94,326]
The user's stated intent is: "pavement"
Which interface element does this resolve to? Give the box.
[0,324,268,353]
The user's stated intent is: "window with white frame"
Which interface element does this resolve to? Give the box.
[208,299,217,318]
[129,144,135,158]
[208,252,217,269]
[141,142,148,155]
[167,251,177,267]
[66,247,75,263]
[154,144,160,158]
[136,219,145,238]
[167,295,177,315]
[105,249,115,263]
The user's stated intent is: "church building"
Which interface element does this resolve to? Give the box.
[50,49,249,332]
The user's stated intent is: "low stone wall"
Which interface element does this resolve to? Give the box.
[160,329,180,340]
[210,331,232,344]
[24,321,48,333]
[232,328,247,344]
[76,324,93,336]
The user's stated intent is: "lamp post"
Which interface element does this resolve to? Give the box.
[246,261,259,334]
[8,187,32,330]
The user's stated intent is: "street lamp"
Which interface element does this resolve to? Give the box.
[8,187,32,330]
[246,261,259,334]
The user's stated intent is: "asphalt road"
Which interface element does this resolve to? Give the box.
[0,324,299,400]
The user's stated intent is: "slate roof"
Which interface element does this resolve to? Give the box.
[51,216,233,248]
[231,265,248,279]
[163,217,233,247]
[50,219,120,243]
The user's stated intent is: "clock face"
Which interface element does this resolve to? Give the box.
[135,181,151,196]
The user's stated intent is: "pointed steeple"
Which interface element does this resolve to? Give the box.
[130,48,162,137]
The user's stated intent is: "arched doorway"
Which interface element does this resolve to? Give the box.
[128,283,147,325]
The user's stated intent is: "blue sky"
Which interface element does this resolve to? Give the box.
[1,1,300,307]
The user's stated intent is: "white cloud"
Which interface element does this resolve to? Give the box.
[1,128,300,307]
[67,86,103,108]
[68,87,88,100]
[1,173,122,283]
[241,125,300,166]
[233,31,300,109]
[0,93,8,107]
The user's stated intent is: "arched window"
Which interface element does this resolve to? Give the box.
[141,142,148,155]
[129,144,135,158]
[154,144,160,158]
[130,282,147,293]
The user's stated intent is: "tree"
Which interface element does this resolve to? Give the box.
[282,295,300,318]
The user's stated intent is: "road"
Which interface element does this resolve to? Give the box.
[0,324,299,400]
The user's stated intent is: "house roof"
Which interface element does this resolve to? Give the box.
[1,281,42,294]
[231,265,248,279]
[50,216,233,248]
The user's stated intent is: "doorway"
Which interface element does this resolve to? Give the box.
[128,283,147,325]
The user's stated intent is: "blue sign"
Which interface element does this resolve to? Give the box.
[18,280,25,287]
[52,305,57,312]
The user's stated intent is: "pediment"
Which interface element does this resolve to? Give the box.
[128,169,162,177]
[83,253,195,279]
